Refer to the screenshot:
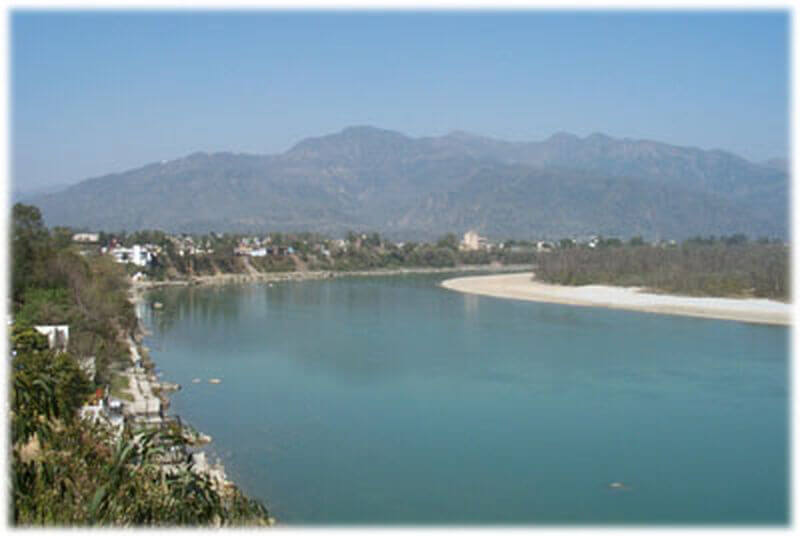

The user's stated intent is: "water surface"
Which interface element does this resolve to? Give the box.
[140,275,788,524]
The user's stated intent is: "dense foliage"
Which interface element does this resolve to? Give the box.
[9,203,270,527]
[535,236,789,300]
[12,204,136,385]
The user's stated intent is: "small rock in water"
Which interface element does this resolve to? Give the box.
[208,378,222,384]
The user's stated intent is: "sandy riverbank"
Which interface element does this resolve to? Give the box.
[441,272,792,326]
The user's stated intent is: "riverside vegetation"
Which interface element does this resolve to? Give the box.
[534,235,789,300]
[9,204,270,526]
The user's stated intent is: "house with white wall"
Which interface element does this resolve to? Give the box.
[34,325,69,353]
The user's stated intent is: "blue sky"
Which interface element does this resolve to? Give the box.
[11,10,789,190]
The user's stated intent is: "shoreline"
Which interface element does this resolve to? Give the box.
[441,272,792,326]
[124,290,252,515]
[131,263,534,290]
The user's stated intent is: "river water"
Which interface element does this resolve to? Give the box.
[139,274,788,525]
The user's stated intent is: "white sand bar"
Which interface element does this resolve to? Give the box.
[441,272,792,326]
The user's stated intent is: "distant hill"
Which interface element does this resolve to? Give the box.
[30,126,788,240]
[762,157,788,173]
[12,181,75,203]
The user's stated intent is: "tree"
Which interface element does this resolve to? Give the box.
[12,204,51,305]
[52,227,74,250]
[10,325,50,354]
[723,233,748,246]
[436,233,459,251]
[365,232,382,248]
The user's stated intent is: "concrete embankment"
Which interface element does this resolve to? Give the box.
[122,306,235,493]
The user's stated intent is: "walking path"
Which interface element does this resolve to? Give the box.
[122,336,162,421]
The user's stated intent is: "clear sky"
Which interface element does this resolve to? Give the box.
[11,10,789,191]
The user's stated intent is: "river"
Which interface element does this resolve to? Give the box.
[138,274,788,525]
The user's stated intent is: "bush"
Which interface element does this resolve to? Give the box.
[535,239,789,299]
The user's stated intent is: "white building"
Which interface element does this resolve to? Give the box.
[73,233,100,243]
[110,245,153,267]
[79,396,124,435]
[460,230,488,251]
[34,325,70,353]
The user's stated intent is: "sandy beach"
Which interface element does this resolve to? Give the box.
[441,272,792,326]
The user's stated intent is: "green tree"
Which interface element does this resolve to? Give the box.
[12,203,51,305]
[436,233,459,251]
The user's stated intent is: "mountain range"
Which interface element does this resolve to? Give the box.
[29,126,789,241]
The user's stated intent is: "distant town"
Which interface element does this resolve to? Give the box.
[65,227,721,282]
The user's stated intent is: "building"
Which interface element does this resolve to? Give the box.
[460,230,489,251]
[72,233,99,243]
[110,245,153,266]
[34,325,70,353]
[79,392,124,434]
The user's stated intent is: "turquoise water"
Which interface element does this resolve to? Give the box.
[140,275,788,525]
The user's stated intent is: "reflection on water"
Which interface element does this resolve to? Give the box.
[142,275,788,524]
[462,293,479,318]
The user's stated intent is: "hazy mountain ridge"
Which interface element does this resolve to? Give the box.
[31,126,787,240]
